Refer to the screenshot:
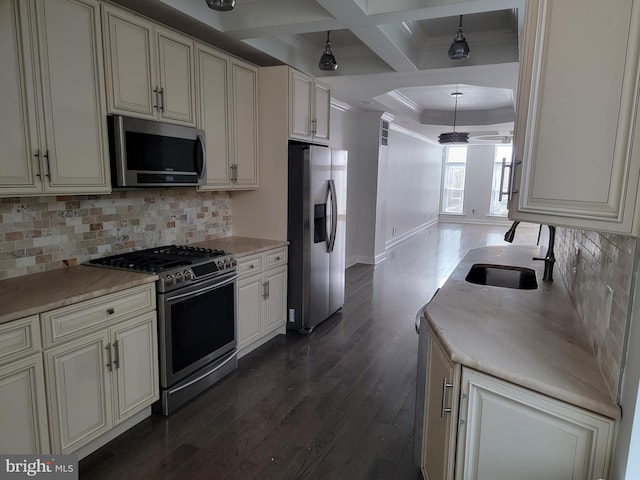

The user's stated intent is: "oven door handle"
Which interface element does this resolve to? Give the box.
[165,274,238,302]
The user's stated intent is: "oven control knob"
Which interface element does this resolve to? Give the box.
[183,270,194,280]
[231,258,237,266]
[166,274,176,286]
[175,272,184,283]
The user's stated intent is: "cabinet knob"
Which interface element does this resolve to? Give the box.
[107,307,115,315]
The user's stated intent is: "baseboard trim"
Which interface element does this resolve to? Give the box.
[385,219,438,251]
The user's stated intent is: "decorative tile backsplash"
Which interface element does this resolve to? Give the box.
[555,227,637,398]
[0,190,231,280]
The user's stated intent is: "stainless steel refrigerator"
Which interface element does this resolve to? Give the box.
[287,144,347,333]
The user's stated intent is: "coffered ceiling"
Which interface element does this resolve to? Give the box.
[115,0,525,142]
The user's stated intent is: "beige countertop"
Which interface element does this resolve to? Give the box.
[0,266,158,325]
[191,236,288,257]
[425,245,620,420]
[0,236,287,326]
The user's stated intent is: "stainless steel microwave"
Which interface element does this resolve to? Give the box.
[107,115,206,188]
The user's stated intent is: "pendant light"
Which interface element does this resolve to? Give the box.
[319,31,338,71]
[448,15,470,60]
[206,0,235,11]
[438,92,469,144]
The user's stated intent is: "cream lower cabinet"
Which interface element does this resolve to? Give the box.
[43,283,158,454]
[237,247,287,357]
[509,0,640,234]
[0,0,110,197]
[421,333,615,480]
[0,315,50,454]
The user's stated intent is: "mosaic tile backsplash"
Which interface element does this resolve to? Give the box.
[555,227,637,398]
[0,190,231,280]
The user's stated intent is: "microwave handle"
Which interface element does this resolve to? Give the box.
[195,134,206,180]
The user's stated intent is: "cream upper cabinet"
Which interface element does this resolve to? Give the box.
[289,69,330,145]
[102,4,196,126]
[196,44,232,189]
[0,0,110,197]
[230,59,259,188]
[198,52,258,191]
[509,0,640,234]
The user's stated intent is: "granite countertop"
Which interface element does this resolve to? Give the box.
[0,266,158,325]
[0,236,288,326]
[191,236,288,258]
[425,245,620,420]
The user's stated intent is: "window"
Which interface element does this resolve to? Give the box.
[489,145,513,216]
[441,146,467,214]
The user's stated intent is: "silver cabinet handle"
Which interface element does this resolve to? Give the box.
[105,343,113,372]
[113,340,120,369]
[153,87,160,111]
[311,118,317,135]
[158,87,164,112]
[43,150,50,178]
[34,150,42,178]
[441,377,454,417]
[262,281,269,299]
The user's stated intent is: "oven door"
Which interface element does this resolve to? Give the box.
[158,271,237,388]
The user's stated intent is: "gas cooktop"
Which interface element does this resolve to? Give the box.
[88,245,237,292]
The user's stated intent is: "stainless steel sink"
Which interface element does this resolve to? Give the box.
[465,263,538,290]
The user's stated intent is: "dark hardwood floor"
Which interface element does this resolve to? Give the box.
[80,223,539,480]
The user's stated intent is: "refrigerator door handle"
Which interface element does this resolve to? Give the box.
[323,181,332,252]
[328,179,338,253]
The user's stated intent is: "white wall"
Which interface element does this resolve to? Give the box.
[384,126,442,245]
[330,107,443,266]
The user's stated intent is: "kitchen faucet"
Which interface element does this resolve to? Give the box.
[504,221,556,282]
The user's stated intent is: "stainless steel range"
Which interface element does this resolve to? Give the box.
[89,245,238,415]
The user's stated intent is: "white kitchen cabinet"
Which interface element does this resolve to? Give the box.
[102,4,196,126]
[456,369,615,480]
[509,0,640,234]
[196,45,259,190]
[0,315,49,454]
[230,59,259,188]
[237,247,287,357]
[420,331,460,480]
[0,0,110,197]
[43,283,158,454]
[420,333,615,480]
[289,69,330,145]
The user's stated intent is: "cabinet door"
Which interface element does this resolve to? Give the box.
[45,331,112,454]
[35,0,110,193]
[0,354,50,454]
[422,332,460,480]
[196,44,232,189]
[0,0,42,195]
[456,368,614,480]
[264,266,287,334]
[110,313,158,424]
[102,5,157,119]
[313,81,331,144]
[237,274,263,349]
[156,27,196,126]
[230,60,259,188]
[510,0,640,234]
[289,70,313,141]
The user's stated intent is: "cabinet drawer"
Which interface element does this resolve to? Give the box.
[0,316,41,365]
[238,254,263,276]
[265,248,287,269]
[42,284,156,348]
